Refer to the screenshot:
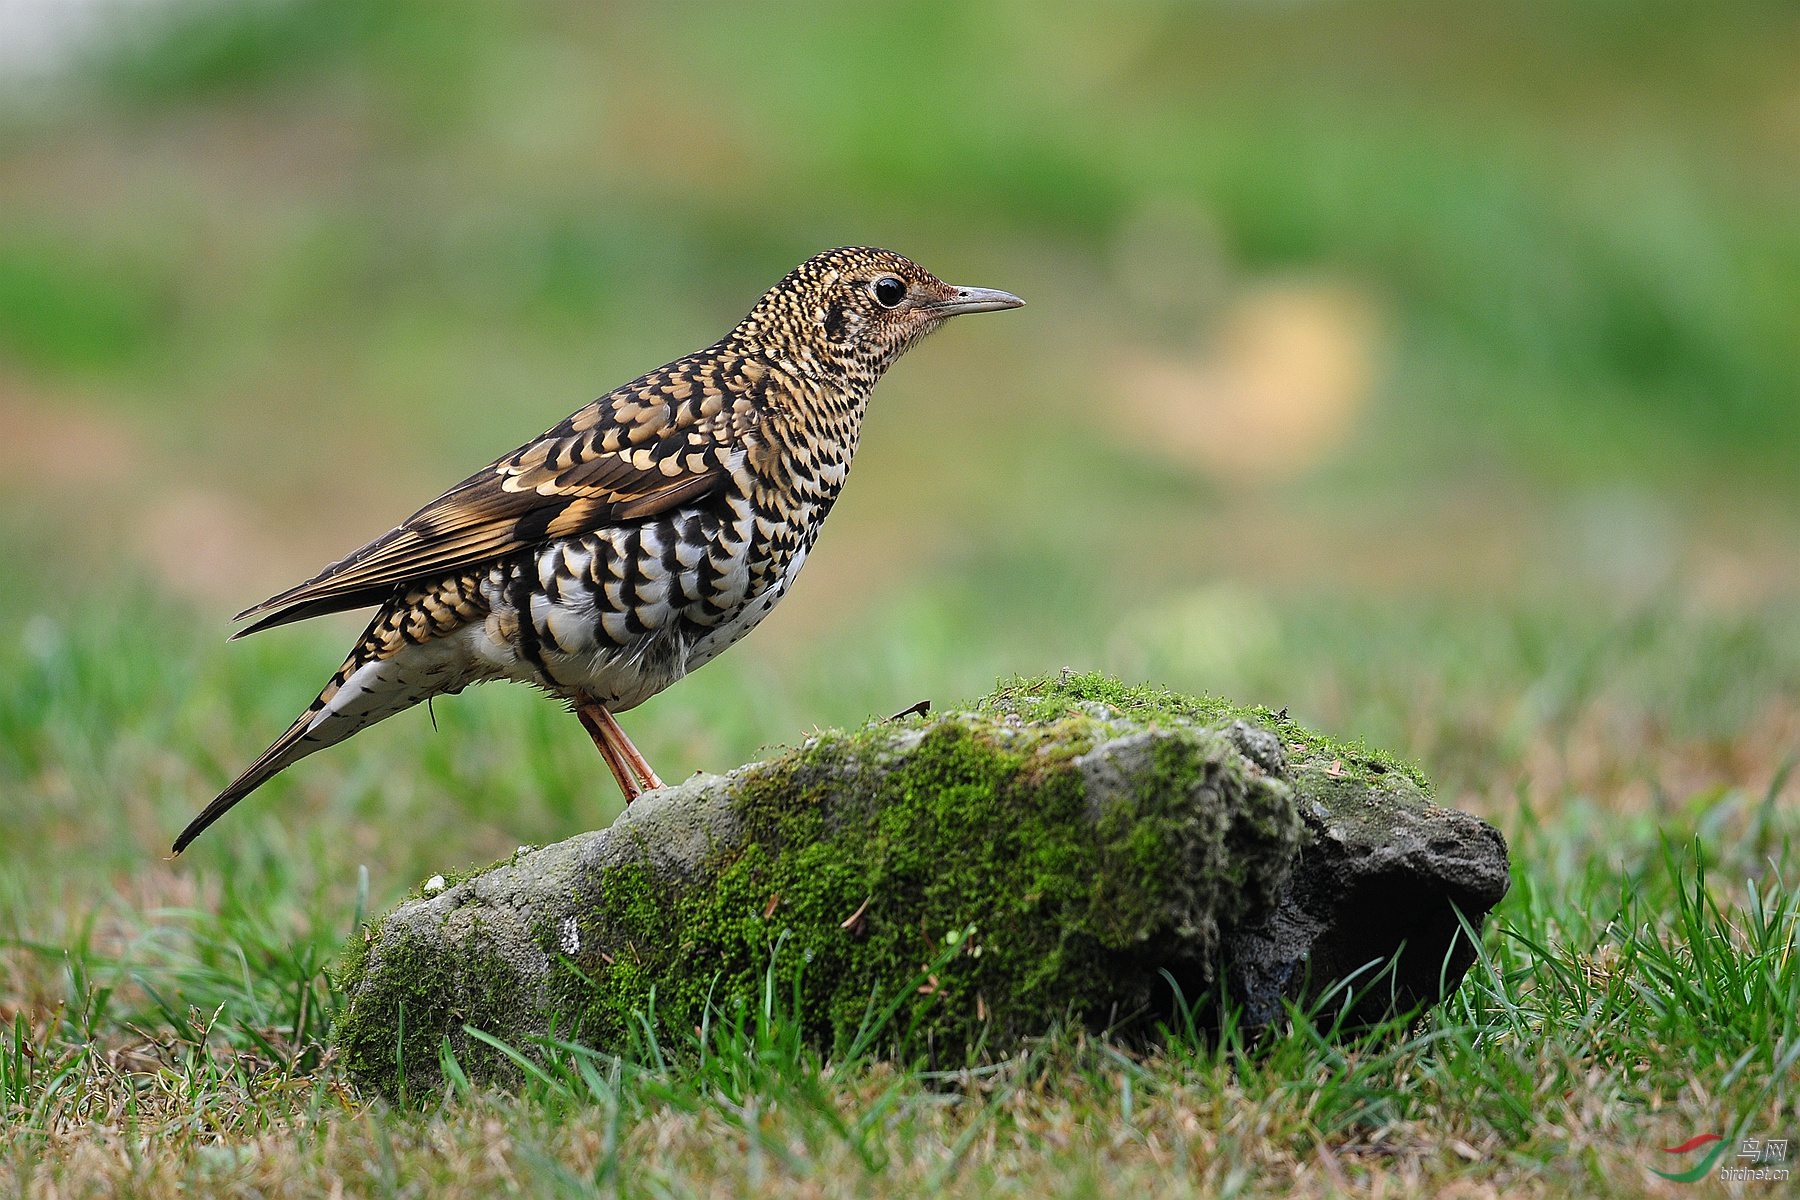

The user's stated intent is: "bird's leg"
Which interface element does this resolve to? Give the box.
[574,700,642,802]
[572,697,663,802]
[591,702,665,793]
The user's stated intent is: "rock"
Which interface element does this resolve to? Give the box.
[334,673,1510,1096]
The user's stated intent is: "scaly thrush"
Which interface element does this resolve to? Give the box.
[173,247,1023,852]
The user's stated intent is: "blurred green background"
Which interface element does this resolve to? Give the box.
[1,0,1796,887]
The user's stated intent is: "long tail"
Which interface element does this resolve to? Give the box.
[173,651,376,853]
[173,710,332,854]
[172,621,464,854]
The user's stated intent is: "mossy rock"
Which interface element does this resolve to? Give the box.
[334,672,1510,1096]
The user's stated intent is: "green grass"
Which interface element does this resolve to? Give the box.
[0,775,1794,1195]
[1,578,1796,1196]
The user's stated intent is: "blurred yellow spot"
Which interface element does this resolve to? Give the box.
[1114,280,1384,486]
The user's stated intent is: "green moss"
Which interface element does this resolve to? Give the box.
[334,921,449,1092]
[399,852,523,904]
[543,687,1299,1060]
[333,914,531,1095]
[984,670,1429,792]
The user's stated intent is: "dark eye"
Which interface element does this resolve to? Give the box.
[872,276,907,308]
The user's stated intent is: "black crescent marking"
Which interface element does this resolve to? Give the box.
[507,560,556,687]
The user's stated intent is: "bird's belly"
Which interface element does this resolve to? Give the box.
[316,625,500,741]
[472,519,810,712]
[468,584,677,712]
[530,648,675,713]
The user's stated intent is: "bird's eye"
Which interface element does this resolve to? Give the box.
[872,276,907,308]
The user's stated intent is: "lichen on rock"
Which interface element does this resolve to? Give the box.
[334,672,1510,1096]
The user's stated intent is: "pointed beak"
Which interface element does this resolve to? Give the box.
[930,285,1025,316]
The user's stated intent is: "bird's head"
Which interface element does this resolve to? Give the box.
[732,246,1023,378]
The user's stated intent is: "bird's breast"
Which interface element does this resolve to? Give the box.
[475,481,832,708]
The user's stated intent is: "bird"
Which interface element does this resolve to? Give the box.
[171,247,1023,853]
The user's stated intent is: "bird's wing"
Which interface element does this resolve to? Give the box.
[233,353,769,636]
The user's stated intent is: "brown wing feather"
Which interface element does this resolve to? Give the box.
[233,353,766,636]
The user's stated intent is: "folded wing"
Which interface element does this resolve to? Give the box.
[233,354,765,637]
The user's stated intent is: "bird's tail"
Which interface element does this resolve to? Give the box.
[172,624,430,854]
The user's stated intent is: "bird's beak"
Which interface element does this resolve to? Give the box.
[930,286,1026,316]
